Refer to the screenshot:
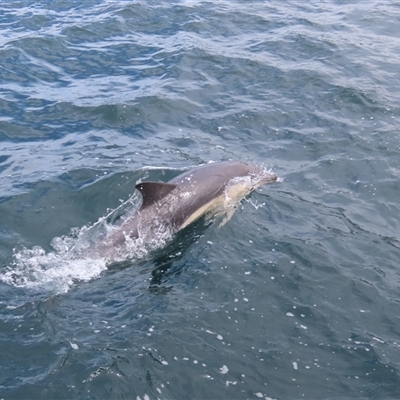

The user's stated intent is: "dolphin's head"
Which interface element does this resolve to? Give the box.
[230,162,277,191]
[223,162,277,205]
[247,164,277,187]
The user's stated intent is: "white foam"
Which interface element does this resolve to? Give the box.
[0,244,107,294]
[219,365,229,374]
[0,193,169,294]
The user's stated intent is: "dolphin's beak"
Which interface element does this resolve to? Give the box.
[262,173,278,184]
[251,169,278,186]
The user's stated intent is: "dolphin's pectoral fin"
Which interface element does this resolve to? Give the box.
[218,206,237,228]
[135,181,177,209]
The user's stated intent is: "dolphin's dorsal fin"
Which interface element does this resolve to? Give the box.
[135,181,177,209]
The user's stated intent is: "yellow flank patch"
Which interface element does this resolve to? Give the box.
[179,196,223,229]
[178,178,255,230]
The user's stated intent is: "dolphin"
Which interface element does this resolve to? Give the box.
[94,161,277,259]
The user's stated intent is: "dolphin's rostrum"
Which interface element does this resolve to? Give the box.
[96,161,277,259]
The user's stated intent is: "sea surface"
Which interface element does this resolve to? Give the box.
[1,1,400,399]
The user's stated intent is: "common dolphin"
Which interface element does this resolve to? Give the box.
[95,161,277,259]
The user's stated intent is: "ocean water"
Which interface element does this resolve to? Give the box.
[1,0,400,398]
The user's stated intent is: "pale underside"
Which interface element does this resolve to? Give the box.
[179,177,254,230]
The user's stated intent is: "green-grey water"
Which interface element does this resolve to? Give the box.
[1,1,400,399]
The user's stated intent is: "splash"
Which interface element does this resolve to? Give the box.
[0,193,157,294]
[0,246,107,294]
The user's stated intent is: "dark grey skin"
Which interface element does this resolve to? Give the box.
[95,161,277,258]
